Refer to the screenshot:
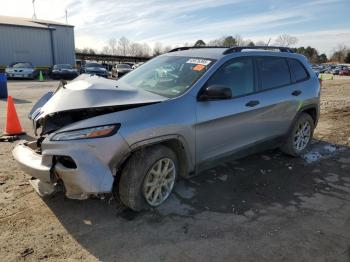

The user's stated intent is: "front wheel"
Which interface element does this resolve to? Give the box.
[119,145,178,211]
[281,113,315,157]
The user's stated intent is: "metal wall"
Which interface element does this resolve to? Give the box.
[51,25,75,65]
[0,24,75,67]
[0,25,52,66]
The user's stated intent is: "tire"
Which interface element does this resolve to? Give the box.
[281,113,315,157]
[119,145,178,211]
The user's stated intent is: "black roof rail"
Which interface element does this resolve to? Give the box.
[168,45,294,54]
[223,46,294,55]
[168,46,228,53]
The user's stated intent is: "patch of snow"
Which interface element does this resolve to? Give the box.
[218,174,228,182]
[324,144,337,152]
[303,151,322,163]
[174,181,196,199]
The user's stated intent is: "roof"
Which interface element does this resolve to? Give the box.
[165,46,297,60]
[164,48,227,60]
[0,15,74,29]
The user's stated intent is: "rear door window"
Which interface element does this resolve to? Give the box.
[287,58,309,82]
[256,57,291,90]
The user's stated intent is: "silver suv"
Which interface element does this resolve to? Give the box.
[13,46,320,211]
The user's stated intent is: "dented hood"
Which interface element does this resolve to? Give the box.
[31,74,167,120]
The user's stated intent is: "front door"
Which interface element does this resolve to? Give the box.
[196,57,262,165]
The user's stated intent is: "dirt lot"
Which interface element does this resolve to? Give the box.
[0,78,349,262]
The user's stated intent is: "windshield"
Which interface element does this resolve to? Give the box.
[85,63,102,68]
[117,56,214,98]
[117,64,131,69]
[12,62,33,68]
[54,64,72,69]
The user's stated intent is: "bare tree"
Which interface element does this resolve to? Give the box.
[141,43,151,57]
[118,37,130,56]
[330,44,347,62]
[129,42,140,56]
[129,42,150,57]
[82,47,96,54]
[234,34,244,46]
[101,45,111,54]
[208,36,225,46]
[153,42,164,56]
[274,34,298,47]
[109,38,117,55]
[163,45,172,53]
[255,40,268,46]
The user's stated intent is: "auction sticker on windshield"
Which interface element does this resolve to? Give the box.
[186,59,212,66]
[192,64,206,71]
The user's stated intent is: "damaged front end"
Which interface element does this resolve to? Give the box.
[13,75,166,199]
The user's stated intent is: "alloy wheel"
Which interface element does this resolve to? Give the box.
[293,121,311,151]
[142,158,176,207]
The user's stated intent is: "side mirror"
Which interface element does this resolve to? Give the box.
[198,85,232,101]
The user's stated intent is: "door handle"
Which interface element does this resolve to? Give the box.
[292,90,302,96]
[245,100,260,107]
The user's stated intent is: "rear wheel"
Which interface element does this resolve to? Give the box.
[119,145,178,211]
[281,113,314,156]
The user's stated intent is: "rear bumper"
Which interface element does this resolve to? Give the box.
[6,73,35,79]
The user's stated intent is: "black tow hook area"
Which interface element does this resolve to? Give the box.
[55,156,77,169]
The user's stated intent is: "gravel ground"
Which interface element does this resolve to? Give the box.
[0,77,349,262]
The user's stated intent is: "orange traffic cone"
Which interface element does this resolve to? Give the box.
[3,96,25,135]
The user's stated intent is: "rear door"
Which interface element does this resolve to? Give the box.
[253,56,301,139]
[286,57,313,101]
[196,55,302,166]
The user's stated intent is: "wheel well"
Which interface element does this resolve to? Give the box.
[155,139,190,178]
[118,139,192,179]
[302,107,317,124]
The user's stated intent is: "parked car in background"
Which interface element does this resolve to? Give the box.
[51,64,79,80]
[323,65,336,74]
[331,67,340,75]
[13,46,320,211]
[339,67,350,76]
[311,66,320,77]
[80,62,108,78]
[5,62,38,80]
[112,63,133,78]
[132,62,144,69]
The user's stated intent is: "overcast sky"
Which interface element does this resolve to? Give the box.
[1,0,349,55]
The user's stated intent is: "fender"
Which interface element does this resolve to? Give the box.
[286,103,319,137]
[128,134,195,177]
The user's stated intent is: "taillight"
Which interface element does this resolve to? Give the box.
[319,78,322,88]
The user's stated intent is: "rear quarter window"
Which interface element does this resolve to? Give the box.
[256,57,291,90]
[287,58,309,82]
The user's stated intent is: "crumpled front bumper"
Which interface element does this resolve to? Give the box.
[12,134,130,199]
[12,142,52,182]
[12,142,55,196]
